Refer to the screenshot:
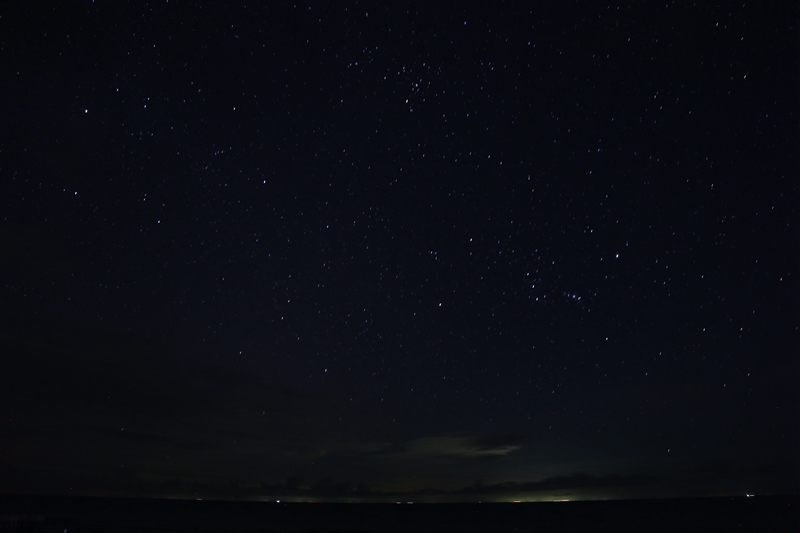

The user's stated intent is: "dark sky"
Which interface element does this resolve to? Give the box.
[1,1,797,502]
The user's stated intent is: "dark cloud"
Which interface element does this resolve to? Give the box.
[124,472,660,501]
[401,436,523,458]
[468,433,528,452]
[456,473,658,495]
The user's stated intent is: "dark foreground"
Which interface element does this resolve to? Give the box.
[1,495,797,533]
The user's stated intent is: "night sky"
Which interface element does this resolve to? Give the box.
[1,2,797,502]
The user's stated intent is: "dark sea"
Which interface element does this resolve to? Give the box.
[0,495,797,533]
